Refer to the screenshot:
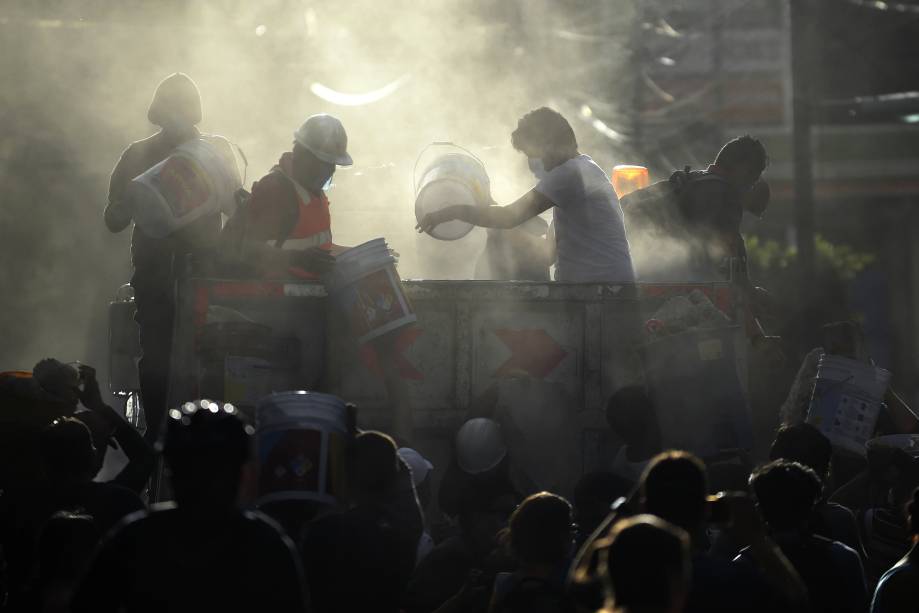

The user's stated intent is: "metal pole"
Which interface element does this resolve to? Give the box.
[790,0,817,290]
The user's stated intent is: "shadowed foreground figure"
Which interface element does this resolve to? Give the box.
[302,430,423,613]
[103,73,221,442]
[72,401,307,613]
[738,460,867,613]
[604,515,692,613]
[489,492,576,613]
[0,362,150,608]
[871,487,919,612]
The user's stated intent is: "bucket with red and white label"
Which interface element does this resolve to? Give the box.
[128,135,241,238]
[255,390,350,506]
[326,238,416,344]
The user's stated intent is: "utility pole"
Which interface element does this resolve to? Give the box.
[789,0,817,295]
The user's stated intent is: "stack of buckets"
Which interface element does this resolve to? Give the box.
[806,354,891,456]
[325,238,416,344]
[255,390,349,506]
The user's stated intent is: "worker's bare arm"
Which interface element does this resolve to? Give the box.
[104,200,134,233]
[104,150,136,233]
[416,189,553,232]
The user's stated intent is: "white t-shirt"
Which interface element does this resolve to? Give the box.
[535,155,635,283]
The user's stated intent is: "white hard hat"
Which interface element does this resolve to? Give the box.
[398,447,434,487]
[455,418,507,475]
[293,114,353,166]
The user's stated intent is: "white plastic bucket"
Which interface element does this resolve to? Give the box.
[327,238,417,343]
[866,434,919,457]
[806,354,892,456]
[128,135,241,238]
[255,390,349,506]
[414,143,490,241]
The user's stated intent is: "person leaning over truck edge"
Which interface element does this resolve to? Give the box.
[219,114,351,279]
[102,73,220,443]
[416,107,635,284]
[680,136,778,347]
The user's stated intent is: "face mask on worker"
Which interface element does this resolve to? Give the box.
[528,157,547,180]
[306,171,334,193]
[293,146,335,194]
[303,169,335,195]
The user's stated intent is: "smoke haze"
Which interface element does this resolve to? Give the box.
[0,1,635,387]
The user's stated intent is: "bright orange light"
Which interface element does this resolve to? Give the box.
[611,165,649,199]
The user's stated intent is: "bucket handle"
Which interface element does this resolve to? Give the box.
[231,141,249,186]
[412,141,486,194]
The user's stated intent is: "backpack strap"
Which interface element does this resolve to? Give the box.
[267,169,303,249]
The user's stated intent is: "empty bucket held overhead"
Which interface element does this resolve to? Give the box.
[806,353,892,456]
[128,135,242,238]
[414,142,491,241]
[255,390,350,507]
[327,238,416,344]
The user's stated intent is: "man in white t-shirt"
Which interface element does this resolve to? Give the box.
[416,107,635,284]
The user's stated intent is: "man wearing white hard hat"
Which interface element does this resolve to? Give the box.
[438,418,522,518]
[222,114,352,279]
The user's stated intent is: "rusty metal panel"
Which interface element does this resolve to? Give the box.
[170,279,742,437]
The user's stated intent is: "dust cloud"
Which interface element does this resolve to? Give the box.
[0,1,637,383]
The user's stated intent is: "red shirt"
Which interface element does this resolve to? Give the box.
[245,152,332,278]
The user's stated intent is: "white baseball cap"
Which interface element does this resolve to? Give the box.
[398,447,434,487]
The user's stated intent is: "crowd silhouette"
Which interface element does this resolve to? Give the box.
[2,352,919,613]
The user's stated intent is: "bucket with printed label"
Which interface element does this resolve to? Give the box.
[255,390,350,506]
[806,354,891,456]
[128,135,242,238]
[326,238,416,343]
[414,142,491,241]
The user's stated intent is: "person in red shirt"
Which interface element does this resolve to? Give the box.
[222,114,352,279]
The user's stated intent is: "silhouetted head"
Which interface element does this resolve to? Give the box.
[40,417,97,485]
[33,359,81,409]
[605,514,691,613]
[713,135,768,191]
[511,107,578,170]
[37,511,99,586]
[605,386,661,458]
[508,492,573,569]
[160,400,252,510]
[348,430,399,504]
[750,460,822,533]
[148,72,202,130]
[770,423,832,482]
[641,451,708,534]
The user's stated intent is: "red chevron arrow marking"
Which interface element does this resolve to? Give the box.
[493,328,568,379]
[360,326,424,381]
